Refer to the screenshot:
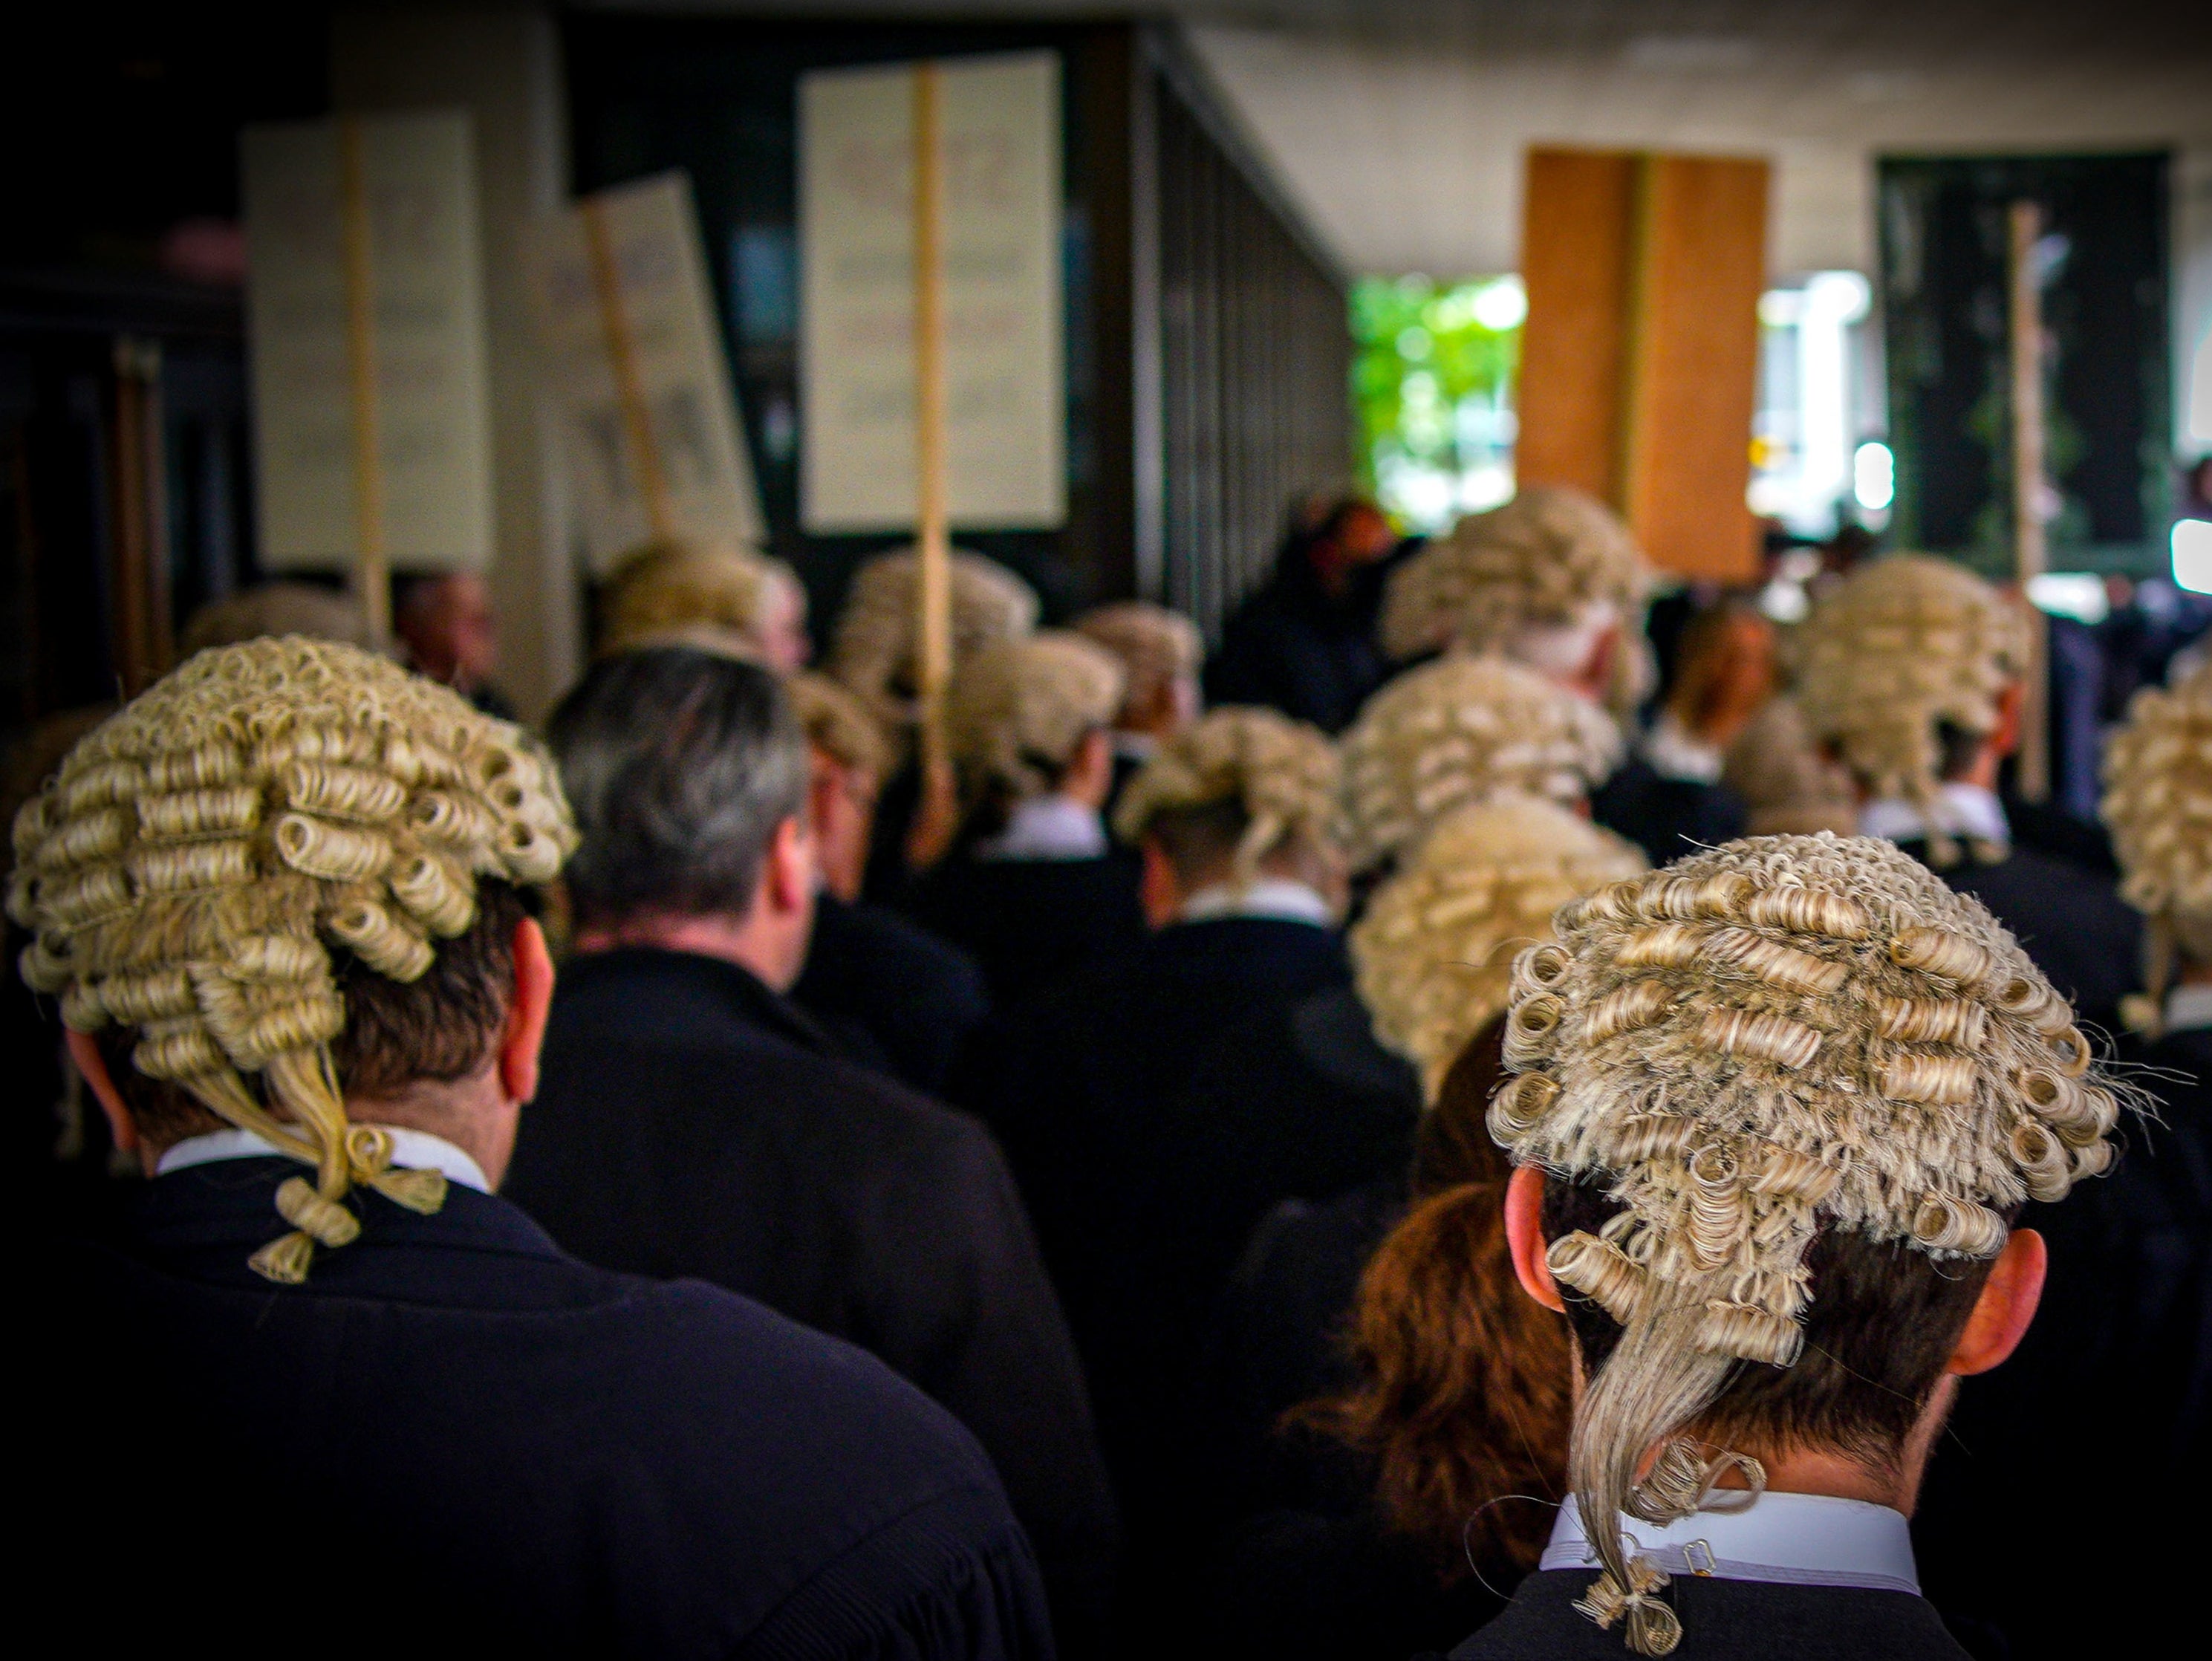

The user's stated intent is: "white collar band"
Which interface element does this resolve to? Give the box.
[157,1125,492,1195]
[1639,711,1725,785]
[972,794,1109,862]
[1859,781,2011,851]
[1177,878,1335,928]
[2164,983,2212,1035]
[1542,1491,1920,1597]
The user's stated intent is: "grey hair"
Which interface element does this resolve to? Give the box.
[549,647,809,926]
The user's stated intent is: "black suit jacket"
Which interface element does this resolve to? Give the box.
[909,852,1147,1006]
[507,948,1116,1645]
[32,1162,1052,1661]
[794,892,992,1093]
[1451,1569,1969,1660]
[1893,838,2141,1024]
[963,919,1414,1534]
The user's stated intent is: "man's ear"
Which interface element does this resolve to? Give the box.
[1946,1226,2046,1377]
[65,1029,139,1154]
[1505,1165,1567,1313]
[768,813,816,914]
[1138,837,1182,930]
[498,917,557,1106]
[1991,680,2026,761]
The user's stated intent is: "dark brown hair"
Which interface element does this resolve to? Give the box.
[1542,1177,1999,1472]
[101,881,529,1145]
[1300,1018,1572,1579]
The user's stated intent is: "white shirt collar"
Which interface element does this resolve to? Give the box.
[972,793,1109,862]
[2164,984,2212,1035]
[156,1125,492,1195]
[1177,878,1336,928]
[1859,781,2011,850]
[1542,1491,1919,1596]
[1639,711,1725,785]
[1112,731,1159,764]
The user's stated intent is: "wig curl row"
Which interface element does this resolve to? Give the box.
[1111,706,1341,883]
[1073,602,1203,721]
[2100,657,2212,1031]
[828,547,1039,735]
[944,632,1125,805]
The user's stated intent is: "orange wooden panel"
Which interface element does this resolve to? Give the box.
[1516,149,1636,505]
[1621,154,1769,582]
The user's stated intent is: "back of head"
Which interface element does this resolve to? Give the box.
[1351,795,1645,1100]
[180,583,372,656]
[1339,653,1623,874]
[549,647,808,928]
[598,536,781,659]
[1492,832,2127,1654]
[8,637,575,1281]
[787,669,891,786]
[1795,553,2029,859]
[944,631,1123,811]
[1111,705,1339,893]
[829,547,1039,731]
[1721,694,1858,837]
[1073,601,1203,727]
[2100,657,2212,1031]
[1377,488,1649,668]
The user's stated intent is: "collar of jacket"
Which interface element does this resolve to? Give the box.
[556,945,840,1057]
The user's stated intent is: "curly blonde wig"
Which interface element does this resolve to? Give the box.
[1795,555,2030,864]
[1073,602,1203,721]
[7,637,576,1284]
[597,536,793,660]
[944,631,1124,806]
[788,669,891,785]
[1339,654,1624,874]
[828,547,1040,733]
[2100,657,2212,1032]
[1379,487,1650,663]
[1492,832,2126,1654]
[1111,706,1340,881]
[1721,695,1858,838]
[1352,796,1645,1101]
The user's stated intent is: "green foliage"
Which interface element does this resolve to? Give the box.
[1350,275,1522,515]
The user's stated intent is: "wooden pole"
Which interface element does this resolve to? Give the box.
[912,60,953,776]
[2008,198,2050,805]
[338,117,390,649]
[582,195,677,542]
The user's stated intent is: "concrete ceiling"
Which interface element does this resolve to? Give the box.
[591,1,2212,278]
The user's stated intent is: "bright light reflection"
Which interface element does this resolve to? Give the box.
[1854,442,1895,511]
[1471,276,1527,332]
[2027,573,2109,626]
[2175,519,2212,596]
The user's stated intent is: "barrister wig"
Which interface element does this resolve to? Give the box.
[1794,554,2031,865]
[788,670,892,786]
[1073,601,1203,720]
[1376,487,1653,710]
[1338,654,1624,874]
[1351,796,1645,1101]
[1720,694,1859,838]
[828,546,1040,734]
[944,631,1125,807]
[1111,706,1341,882]
[596,536,791,660]
[1491,833,2130,1655]
[2100,657,2212,1033]
[7,638,577,1284]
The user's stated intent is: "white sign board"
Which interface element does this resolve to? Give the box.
[241,110,493,573]
[801,52,1064,533]
[529,172,764,576]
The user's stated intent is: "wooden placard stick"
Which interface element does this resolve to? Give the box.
[912,59,954,780]
[582,195,677,542]
[2008,198,2050,804]
[339,117,390,648]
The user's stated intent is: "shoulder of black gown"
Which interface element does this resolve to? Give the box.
[1591,755,1748,866]
[795,894,993,1093]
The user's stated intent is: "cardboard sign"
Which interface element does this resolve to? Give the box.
[800,51,1064,533]
[241,110,494,573]
[529,172,764,576]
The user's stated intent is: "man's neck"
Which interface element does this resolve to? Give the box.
[571,911,794,992]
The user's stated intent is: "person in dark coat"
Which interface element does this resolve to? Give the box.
[1795,555,2141,1021]
[506,648,1116,1651]
[1205,498,1404,735]
[16,638,1050,1661]
[909,633,1147,1001]
[785,671,990,1093]
[962,710,1414,1640]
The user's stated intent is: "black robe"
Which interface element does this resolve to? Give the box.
[1203,547,1397,735]
[909,851,1147,1005]
[507,947,1117,1648]
[1893,838,2141,1024]
[30,1160,1053,1661]
[794,891,992,1093]
[1591,755,1748,866]
[1450,1570,1971,1660]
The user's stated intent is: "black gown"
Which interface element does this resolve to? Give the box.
[793,891,992,1094]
